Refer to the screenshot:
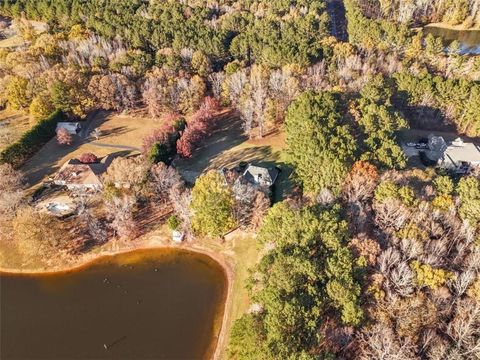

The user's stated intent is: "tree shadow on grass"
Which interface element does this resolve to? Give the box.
[22,136,84,186]
[99,126,131,139]
[175,114,247,175]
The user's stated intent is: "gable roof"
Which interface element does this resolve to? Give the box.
[56,122,81,135]
[243,164,279,186]
[444,141,480,166]
[53,158,108,187]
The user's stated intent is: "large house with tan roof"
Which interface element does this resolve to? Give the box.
[52,154,116,191]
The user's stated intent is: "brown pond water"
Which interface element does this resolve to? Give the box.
[423,26,480,55]
[0,249,227,360]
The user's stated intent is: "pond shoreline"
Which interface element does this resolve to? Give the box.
[0,242,234,360]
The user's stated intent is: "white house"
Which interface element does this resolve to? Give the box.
[440,138,480,170]
[52,154,116,191]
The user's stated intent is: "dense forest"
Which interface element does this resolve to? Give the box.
[1,0,480,359]
[1,0,330,68]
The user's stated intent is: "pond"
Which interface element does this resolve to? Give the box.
[423,26,480,55]
[0,249,227,360]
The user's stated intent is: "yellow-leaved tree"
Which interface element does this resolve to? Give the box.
[190,170,235,238]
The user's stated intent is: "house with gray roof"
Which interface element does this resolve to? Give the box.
[425,136,480,173]
[242,164,280,188]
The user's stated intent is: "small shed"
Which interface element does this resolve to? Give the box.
[56,122,81,135]
[172,230,185,243]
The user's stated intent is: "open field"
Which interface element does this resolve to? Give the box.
[0,110,31,151]
[21,111,164,187]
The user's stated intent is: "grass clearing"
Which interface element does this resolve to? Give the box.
[0,110,31,151]
[175,113,293,201]
[197,232,260,359]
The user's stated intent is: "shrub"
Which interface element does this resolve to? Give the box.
[432,194,454,211]
[0,110,64,168]
[167,215,180,231]
[56,128,73,145]
[467,277,480,301]
[456,177,480,225]
[374,181,399,202]
[148,142,170,164]
[397,222,428,242]
[374,181,416,206]
[433,176,454,195]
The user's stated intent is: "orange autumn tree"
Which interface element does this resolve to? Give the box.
[342,161,379,202]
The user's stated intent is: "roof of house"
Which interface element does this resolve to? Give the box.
[243,164,280,185]
[53,154,115,187]
[424,135,480,166]
[443,141,480,166]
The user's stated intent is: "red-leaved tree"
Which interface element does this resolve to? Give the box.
[56,128,73,145]
[176,97,219,158]
[79,153,98,164]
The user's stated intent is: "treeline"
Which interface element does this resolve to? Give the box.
[394,72,480,136]
[1,0,330,68]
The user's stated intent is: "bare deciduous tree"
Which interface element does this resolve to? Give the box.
[357,324,417,360]
[103,156,149,196]
[169,187,192,240]
[106,195,138,241]
[149,163,183,203]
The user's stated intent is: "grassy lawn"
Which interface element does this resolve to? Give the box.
[175,113,293,201]
[0,110,31,151]
[21,111,164,188]
[197,232,260,359]
[226,234,259,331]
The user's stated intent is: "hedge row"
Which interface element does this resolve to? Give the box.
[0,110,64,168]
